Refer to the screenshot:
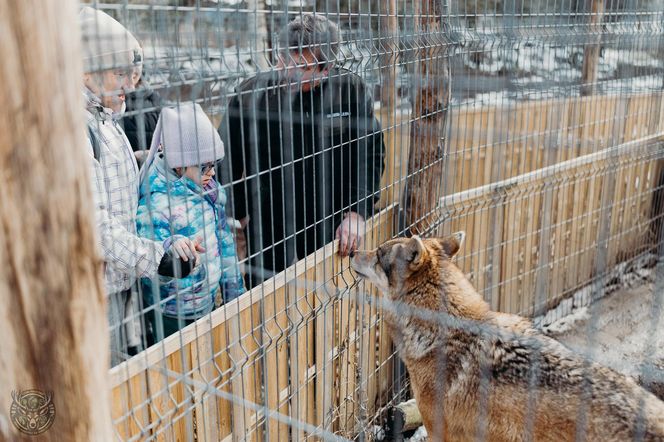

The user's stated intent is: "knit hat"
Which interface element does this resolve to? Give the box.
[79,7,143,73]
[140,103,225,182]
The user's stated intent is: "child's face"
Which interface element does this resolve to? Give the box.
[182,162,215,188]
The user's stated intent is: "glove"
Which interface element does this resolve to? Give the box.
[157,249,195,278]
[157,235,203,278]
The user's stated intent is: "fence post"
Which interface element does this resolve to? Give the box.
[0,1,113,441]
[400,0,452,235]
[248,0,269,70]
[581,0,605,96]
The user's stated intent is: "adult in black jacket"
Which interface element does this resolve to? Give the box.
[121,73,162,165]
[220,13,385,286]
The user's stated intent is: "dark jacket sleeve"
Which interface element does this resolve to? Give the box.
[219,92,249,221]
[346,76,386,219]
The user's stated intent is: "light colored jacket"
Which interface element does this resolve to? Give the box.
[137,156,245,319]
[85,89,164,295]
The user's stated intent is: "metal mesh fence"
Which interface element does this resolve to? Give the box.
[79,0,664,440]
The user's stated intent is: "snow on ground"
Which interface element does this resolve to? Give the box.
[534,253,659,331]
[535,253,664,400]
[406,426,428,442]
[546,278,664,381]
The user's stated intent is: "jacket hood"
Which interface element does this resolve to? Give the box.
[143,155,199,197]
[141,155,226,206]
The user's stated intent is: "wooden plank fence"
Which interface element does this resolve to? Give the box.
[110,92,664,441]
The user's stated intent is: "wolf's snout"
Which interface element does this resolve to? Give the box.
[349,254,362,274]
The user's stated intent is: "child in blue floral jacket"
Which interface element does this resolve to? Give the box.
[137,103,244,341]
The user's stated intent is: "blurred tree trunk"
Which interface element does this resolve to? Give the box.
[581,0,605,96]
[0,1,112,441]
[400,0,451,234]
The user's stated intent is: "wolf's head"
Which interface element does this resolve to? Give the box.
[351,232,484,358]
[350,232,466,298]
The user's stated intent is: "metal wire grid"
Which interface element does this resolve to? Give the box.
[80,0,664,440]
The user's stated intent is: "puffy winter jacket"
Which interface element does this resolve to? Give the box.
[137,156,245,319]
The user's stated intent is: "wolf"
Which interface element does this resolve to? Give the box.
[350,233,664,441]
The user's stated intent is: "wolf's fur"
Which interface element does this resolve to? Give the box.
[351,233,664,441]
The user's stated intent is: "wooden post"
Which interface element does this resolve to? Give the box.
[581,0,605,96]
[0,1,113,441]
[247,0,270,70]
[400,0,451,234]
[377,0,403,209]
[380,0,399,113]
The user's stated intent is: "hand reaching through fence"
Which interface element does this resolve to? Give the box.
[336,212,366,257]
[233,216,249,265]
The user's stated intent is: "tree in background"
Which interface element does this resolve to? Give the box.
[400,0,452,234]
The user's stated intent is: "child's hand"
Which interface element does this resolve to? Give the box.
[158,235,200,278]
[170,236,201,266]
[234,217,249,262]
[193,238,206,266]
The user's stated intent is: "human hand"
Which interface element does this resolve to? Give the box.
[335,212,366,257]
[233,217,249,262]
[169,236,205,267]
[134,150,148,164]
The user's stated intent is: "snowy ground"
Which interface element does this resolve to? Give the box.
[534,254,664,384]
[137,29,664,115]
[547,279,664,391]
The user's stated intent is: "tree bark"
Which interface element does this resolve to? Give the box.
[0,1,113,441]
[581,0,605,96]
[400,0,451,235]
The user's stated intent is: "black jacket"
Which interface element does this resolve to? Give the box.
[220,68,385,281]
[121,83,162,152]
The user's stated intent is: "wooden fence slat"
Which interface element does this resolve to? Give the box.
[262,288,290,441]
[191,330,219,442]
[111,372,150,441]
[315,250,337,435]
[288,264,317,439]
[212,316,233,440]
[228,303,262,441]
[336,254,358,437]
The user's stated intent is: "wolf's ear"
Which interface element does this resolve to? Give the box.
[405,235,426,265]
[440,231,465,258]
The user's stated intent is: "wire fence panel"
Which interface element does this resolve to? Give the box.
[77,0,664,440]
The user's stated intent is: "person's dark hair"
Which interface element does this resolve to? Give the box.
[281,13,340,69]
